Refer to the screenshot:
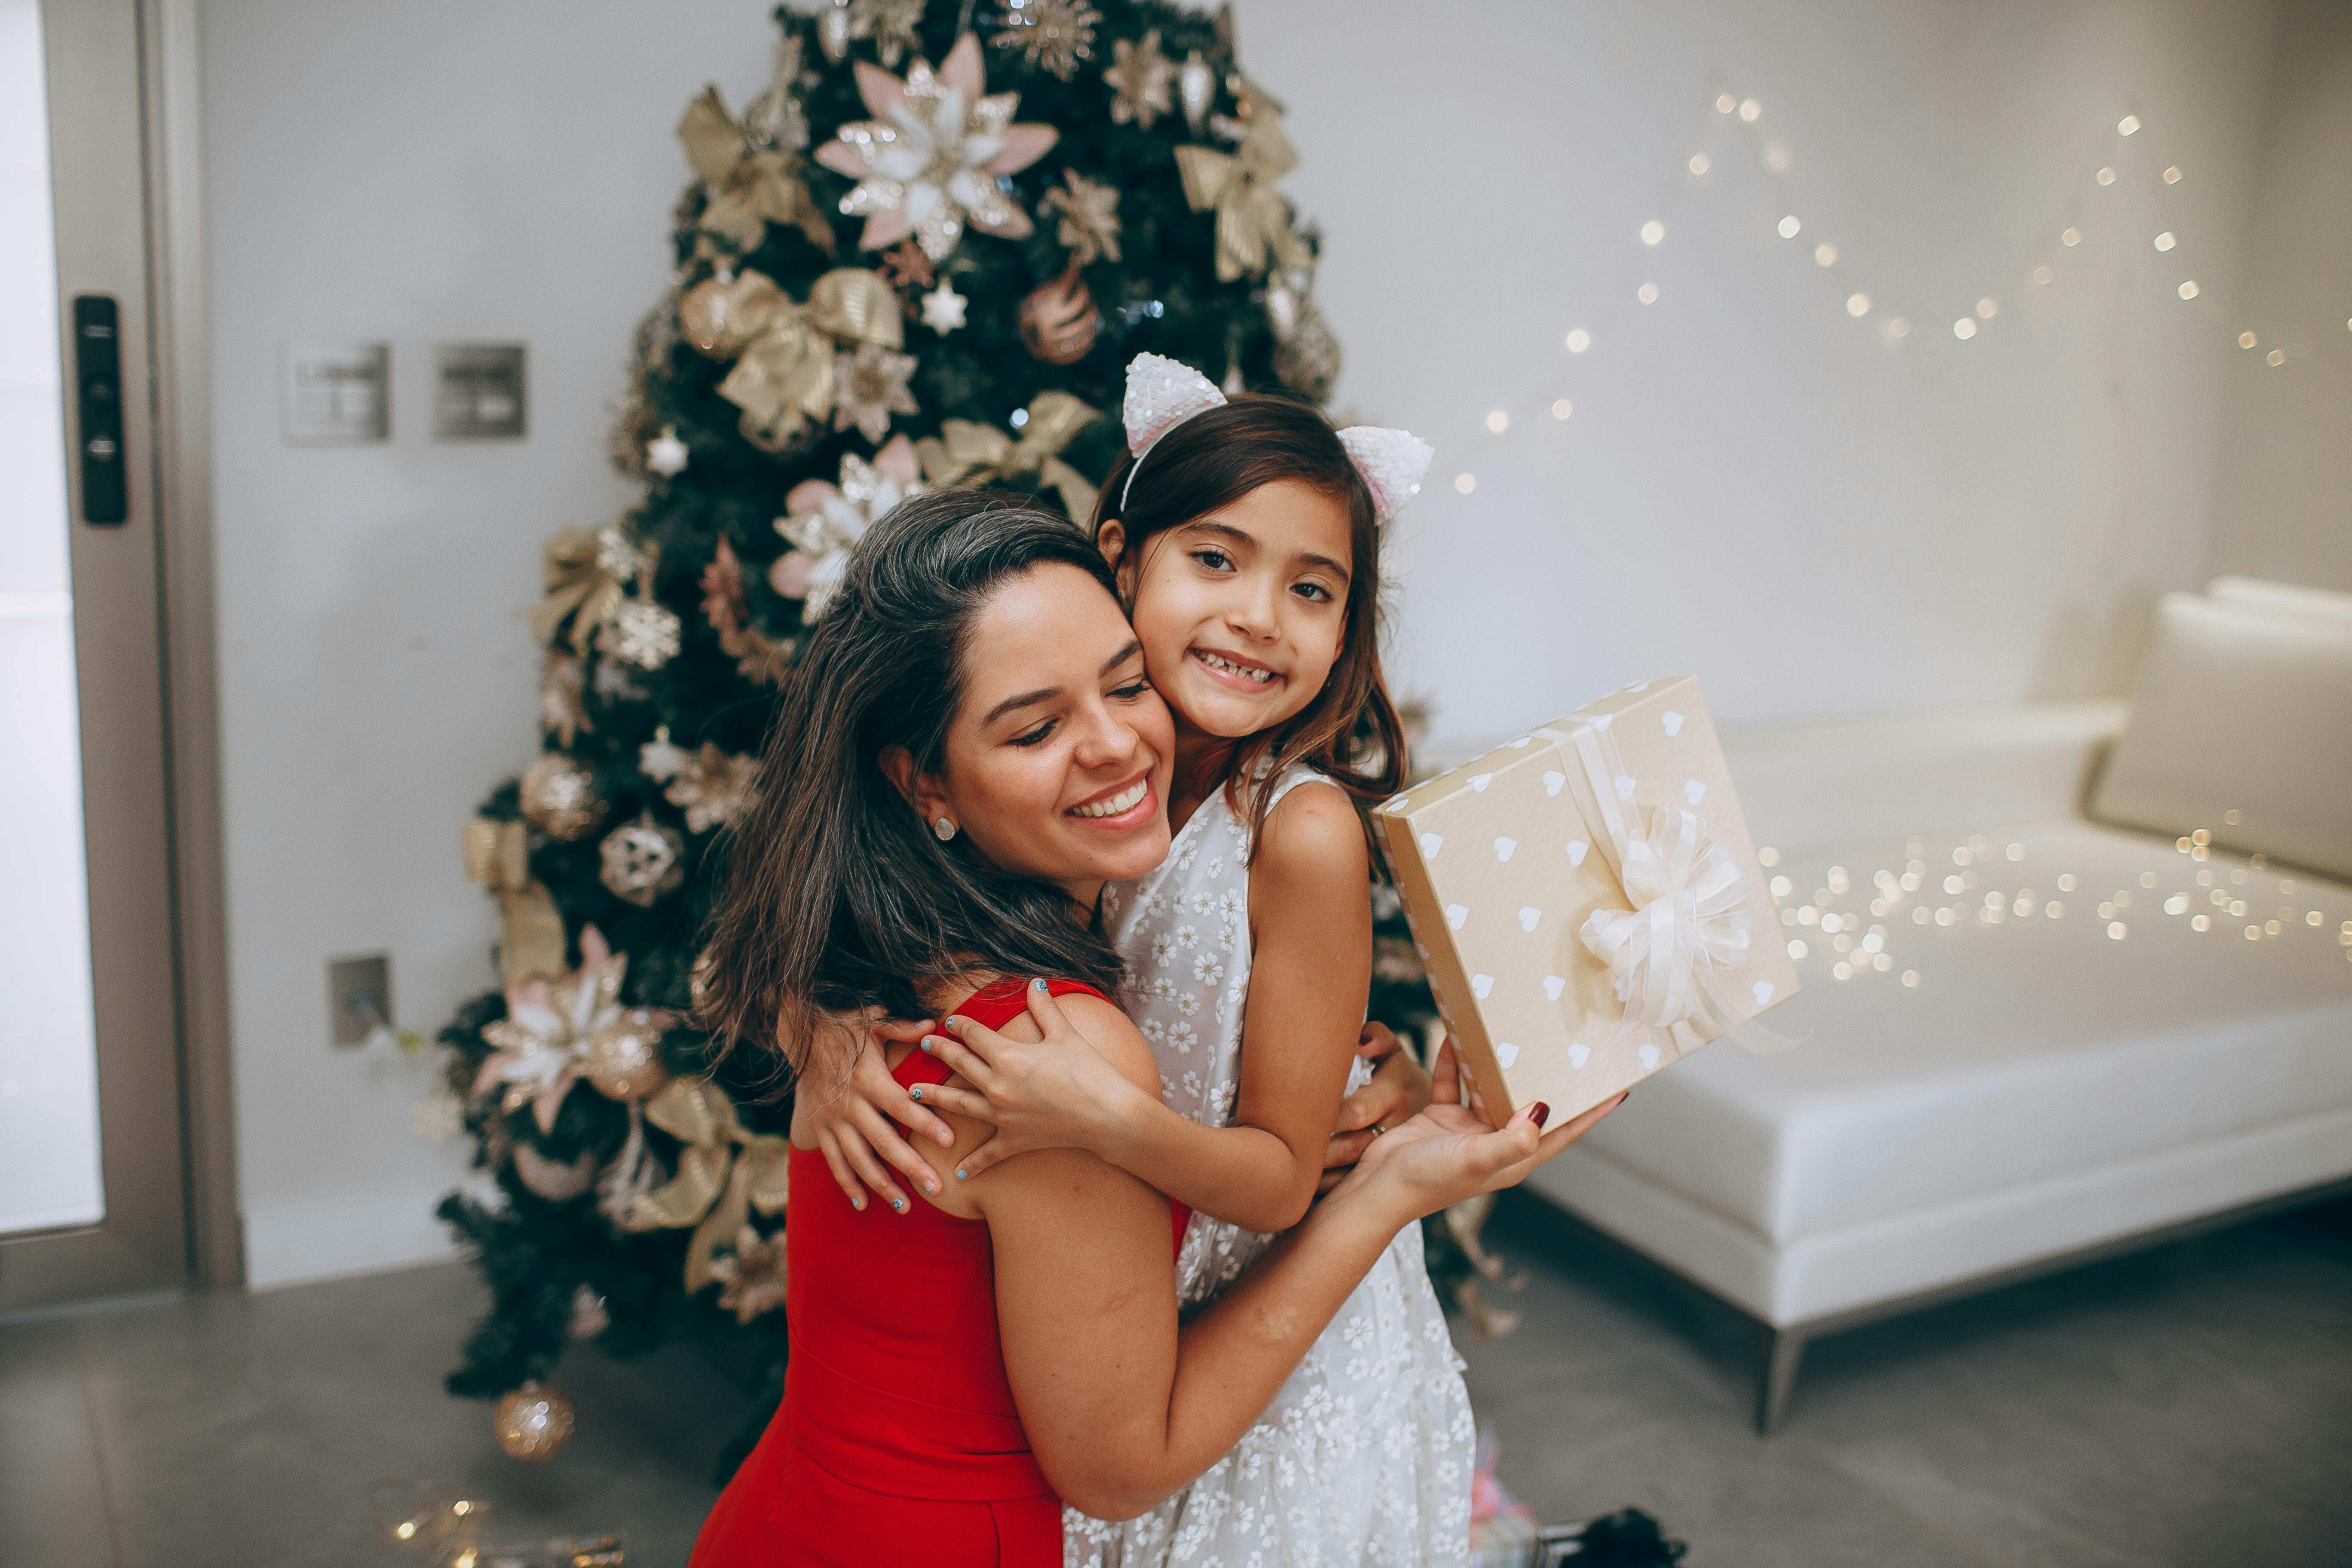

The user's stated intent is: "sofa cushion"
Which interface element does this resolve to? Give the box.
[1533,821,2352,1316]
[2090,593,2352,880]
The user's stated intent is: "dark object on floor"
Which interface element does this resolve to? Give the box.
[1540,1508,1688,1565]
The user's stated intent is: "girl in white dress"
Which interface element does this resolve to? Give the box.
[818,355,1500,1565]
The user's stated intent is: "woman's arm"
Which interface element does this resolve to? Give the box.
[926,784,1370,1231]
[933,988,1620,1522]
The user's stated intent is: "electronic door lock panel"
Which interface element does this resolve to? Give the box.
[72,294,127,524]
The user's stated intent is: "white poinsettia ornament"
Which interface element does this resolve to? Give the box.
[813,33,1059,262]
[772,433,922,617]
[472,925,627,1136]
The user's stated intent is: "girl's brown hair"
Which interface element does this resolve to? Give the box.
[1091,394,1408,858]
[699,490,1128,1087]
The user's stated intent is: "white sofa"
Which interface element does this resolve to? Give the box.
[1521,694,2352,1431]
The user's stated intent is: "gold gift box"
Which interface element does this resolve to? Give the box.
[1373,675,1798,1124]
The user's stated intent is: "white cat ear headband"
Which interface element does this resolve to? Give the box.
[1118,352,1434,522]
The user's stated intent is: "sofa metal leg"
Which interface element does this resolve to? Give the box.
[1754,1324,1805,1435]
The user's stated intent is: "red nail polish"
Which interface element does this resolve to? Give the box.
[1530,1102,1552,1129]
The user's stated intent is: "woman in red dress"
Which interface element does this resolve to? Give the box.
[691,494,1615,1566]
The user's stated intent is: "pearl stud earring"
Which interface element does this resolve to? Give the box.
[934,817,957,841]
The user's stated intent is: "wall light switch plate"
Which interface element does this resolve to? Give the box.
[327,952,392,1048]
[283,340,390,444]
[433,342,527,440]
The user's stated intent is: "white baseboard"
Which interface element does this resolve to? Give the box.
[242,1176,499,1291]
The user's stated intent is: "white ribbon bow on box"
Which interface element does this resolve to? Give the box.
[1533,720,1798,1058]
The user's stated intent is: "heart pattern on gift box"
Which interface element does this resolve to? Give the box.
[1518,906,1542,932]
[1542,771,1565,797]
[1592,714,1614,731]
[1662,710,1684,737]
[1753,980,1775,1006]
[1543,975,1565,1000]
[1568,1043,1590,1069]
[1494,1042,1520,1069]
[1508,737,1532,748]
[1566,839,1588,866]
[1639,1042,1661,1070]
[1384,792,1410,811]
[1615,775,1637,801]
[1471,974,1494,1000]
[1446,903,1469,930]
[1420,832,1443,858]
[1684,780,1707,805]
[1469,773,1492,793]
[1494,837,1516,863]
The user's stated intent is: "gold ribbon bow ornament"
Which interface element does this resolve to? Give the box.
[527,524,642,654]
[462,816,570,989]
[677,85,834,256]
[916,392,1102,521]
[709,267,907,453]
[617,1076,792,1293]
[1174,113,1310,283]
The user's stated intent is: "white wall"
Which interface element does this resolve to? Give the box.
[2208,0,2352,591]
[198,0,2328,1284]
[1266,0,2283,753]
[199,1,783,1285]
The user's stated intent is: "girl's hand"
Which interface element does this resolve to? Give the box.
[1340,1042,1625,1220]
[1317,1022,1435,1194]
[910,981,1158,1183]
[804,1010,953,1215]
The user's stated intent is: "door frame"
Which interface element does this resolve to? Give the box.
[2,0,239,1306]
[141,0,240,1292]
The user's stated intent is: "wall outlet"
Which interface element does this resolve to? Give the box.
[282,340,390,444]
[327,953,392,1048]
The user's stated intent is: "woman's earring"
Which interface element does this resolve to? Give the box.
[933,817,957,842]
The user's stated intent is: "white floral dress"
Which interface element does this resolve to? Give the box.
[1065,764,1474,1568]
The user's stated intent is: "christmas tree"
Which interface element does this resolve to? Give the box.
[433,0,1452,1471]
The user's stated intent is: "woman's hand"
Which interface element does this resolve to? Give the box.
[1339,1041,1624,1221]
[801,1009,955,1215]
[1317,1022,1435,1194]
[912,981,1159,1182]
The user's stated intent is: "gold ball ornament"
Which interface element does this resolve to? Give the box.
[492,1381,576,1461]
[1018,267,1099,366]
[597,814,685,907]
[585,1008,671,1102]
[519,753,606,842]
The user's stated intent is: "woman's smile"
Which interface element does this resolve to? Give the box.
[1069,770,1157,825]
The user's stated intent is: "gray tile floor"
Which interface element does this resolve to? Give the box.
[4,1193,2347,1566]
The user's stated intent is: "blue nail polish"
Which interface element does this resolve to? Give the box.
[921,1037,936,1054]
[1032,977,1048,991]
[892,1197,906,1212]
[909,1084,924,1101]
[954,1168,968,1181]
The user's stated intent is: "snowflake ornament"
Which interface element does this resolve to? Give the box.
[831,341,921,442]
[1102,28,1175,128]
[774,434,922,617]
[813,34,1060,262]
[993,0,1100,81]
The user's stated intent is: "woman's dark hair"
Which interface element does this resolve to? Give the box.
[1091,393,1407,858]
[699,488,1128,1084]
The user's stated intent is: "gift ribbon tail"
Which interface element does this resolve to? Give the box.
[1697,965,1804,1055]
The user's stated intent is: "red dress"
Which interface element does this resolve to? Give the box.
[692,978,1188,1567]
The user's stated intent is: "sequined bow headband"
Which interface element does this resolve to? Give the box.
[1118,352,1434,522]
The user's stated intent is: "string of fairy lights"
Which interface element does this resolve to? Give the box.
[1752,828,2352,992]
[1437,95,2352,499]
